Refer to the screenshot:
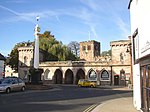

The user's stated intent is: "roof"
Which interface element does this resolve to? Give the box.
[0,53,5,60]
[128,0,133,9]
[110,40,130,43]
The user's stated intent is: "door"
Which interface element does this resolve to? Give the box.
[114,75,119,85]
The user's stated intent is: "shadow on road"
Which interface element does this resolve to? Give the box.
[0,85,132,112]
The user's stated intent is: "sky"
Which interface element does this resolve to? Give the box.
[0,0,131,57]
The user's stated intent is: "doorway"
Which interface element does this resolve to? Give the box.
[114,75,119,85]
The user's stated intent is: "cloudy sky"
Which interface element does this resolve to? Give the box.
[0,0,131,56]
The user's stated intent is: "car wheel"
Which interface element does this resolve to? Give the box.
[21,86,25,92]
[6,88,11,94]
[90,85,94,88]
[78,84,81,87]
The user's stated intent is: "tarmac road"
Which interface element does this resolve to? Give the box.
[0,85,132,112]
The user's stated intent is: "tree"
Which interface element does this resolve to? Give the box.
[101,49,111,56]
[68,41,80,57]
[39,31,77,61]
[6,31,78,71]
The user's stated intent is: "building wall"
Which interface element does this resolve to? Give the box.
[111,40,131,65]
[129,0,150,111]
[5,65,18,77]
[80,40,100,61]
[18,39,131,86]
[129,0,141,110]
[18,46,34,67]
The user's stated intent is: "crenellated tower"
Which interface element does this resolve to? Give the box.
[80,40,100,61]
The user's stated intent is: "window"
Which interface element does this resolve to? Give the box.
[120,53,124,64]
[12,78,18,84]
[120,69,125,80]
[132,29,139,64]
[87,45,91,50]
[82,46,86,51]
[18,78,24,83]
[88,70,97,81]
[95,45,98,50]
[101,70,110,80]
[24,56,28,65]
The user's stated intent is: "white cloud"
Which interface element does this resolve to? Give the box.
[90,26,98,39]
[0,5,62,24]
[117,17,130,38]
[0,5,19,15]
[80,0,99,11]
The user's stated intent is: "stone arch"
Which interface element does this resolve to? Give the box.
[120,69,125,79]
[76,69,85,84]
[100,69,110,81]
[44,69,51,80]
[53,69,63,84]
[65,69,74,84]
[100,69,111,85]
[88,69,97,81]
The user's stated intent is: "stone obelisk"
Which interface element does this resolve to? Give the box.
[29,16,43,84]
[34,16,40,69]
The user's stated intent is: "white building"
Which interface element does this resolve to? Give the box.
[0,53,5,79]
[129,0,150,111]
[5,65,18,77]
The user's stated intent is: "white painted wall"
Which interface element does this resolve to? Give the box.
[5,65,18,77]
[138,0,150,58]
[133,64,141,110]
[129,0,150,111]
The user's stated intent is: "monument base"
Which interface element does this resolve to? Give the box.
[29,68,43,84]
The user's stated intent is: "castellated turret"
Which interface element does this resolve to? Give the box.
[80,40,100,61]
[110,40,131,65]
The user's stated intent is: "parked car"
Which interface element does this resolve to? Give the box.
[0,78,4,84]
[0,77,26,93]
[78,79,96,88]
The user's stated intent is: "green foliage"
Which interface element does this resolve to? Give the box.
[39,31,77,61]
[6,31,78,71]
[101,49,111,56]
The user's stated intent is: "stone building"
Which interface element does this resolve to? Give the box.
[18,39,131,86]
[18,44,44,80]
[80,40,100,61]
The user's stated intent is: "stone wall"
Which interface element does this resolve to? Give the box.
[18,39,132,86]
[80,40,100,61]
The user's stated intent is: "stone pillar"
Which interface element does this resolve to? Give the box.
[29,16,43,84]
[34,23,40,68]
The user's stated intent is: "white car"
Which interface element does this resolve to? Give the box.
[0,77,26,93]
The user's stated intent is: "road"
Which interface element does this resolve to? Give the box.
[0,85,132,112]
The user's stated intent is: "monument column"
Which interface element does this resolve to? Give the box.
[29,16,43,84]
[34,16,40,68]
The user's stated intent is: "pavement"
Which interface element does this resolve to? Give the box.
[91,86,140,112]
